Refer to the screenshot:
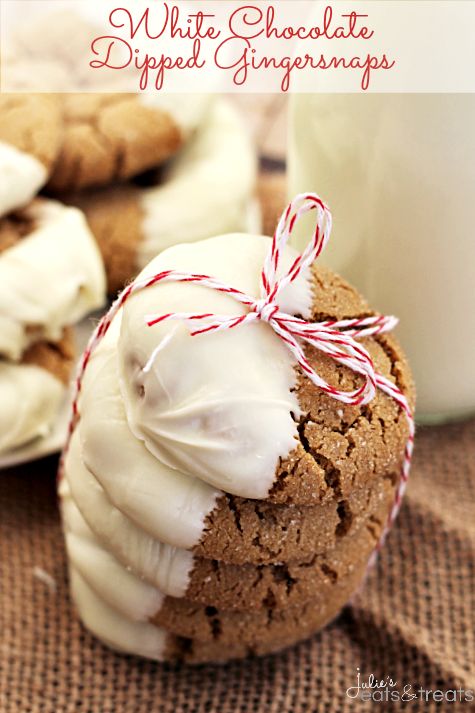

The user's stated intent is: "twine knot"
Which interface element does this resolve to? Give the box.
[251,299,279,323]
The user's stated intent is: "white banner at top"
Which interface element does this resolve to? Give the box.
[1,0,475,92]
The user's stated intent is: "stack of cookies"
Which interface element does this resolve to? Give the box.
[0,95,106,456]
[59,229,414,663]
[47,94,259,294]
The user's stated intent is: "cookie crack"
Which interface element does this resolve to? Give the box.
[335,500,353,537]
[320,562,338,584]
[270,564,297,594]
[204,606,222,640]
[226,495,243,534]
[297,416,343,498]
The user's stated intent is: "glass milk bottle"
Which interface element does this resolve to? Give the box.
[288,94,475,423]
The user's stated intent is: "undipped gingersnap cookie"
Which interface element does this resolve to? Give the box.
[46,94,211,193]
[0,94,63,217]
[0,329,74,455]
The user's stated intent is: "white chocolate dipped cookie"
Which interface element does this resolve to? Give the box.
[47,94,212,193]
[64,100,259,293]
[65,412,394,588]
[0,198,106,361]
[0,330,74,455]
[0,95,63,218]
[115,236,412,503]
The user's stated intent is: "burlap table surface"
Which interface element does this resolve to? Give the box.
[0,414,474,713]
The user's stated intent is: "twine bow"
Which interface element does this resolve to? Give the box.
[63,193,414,564]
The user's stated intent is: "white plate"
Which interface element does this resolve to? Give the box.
[0,314,99,470]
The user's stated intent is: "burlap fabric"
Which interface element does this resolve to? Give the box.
[1,415,474,713]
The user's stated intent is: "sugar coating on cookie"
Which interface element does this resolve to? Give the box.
[0,95,62,217]
[0,198,106,361]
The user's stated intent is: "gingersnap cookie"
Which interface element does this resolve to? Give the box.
[116,254,412,504]
[0,197,106,361]
[71,248,412,539]
[0,329,74,455]
[0,94,62,217]
[69,553,362,650]
[63,99,259,294]
[63,234,413,557]
[46,94,211,193]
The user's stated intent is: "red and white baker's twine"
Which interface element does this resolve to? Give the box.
[62,193,414,566]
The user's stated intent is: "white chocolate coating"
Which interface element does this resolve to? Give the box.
[0,141,47,218]
[0,362,64,454]
[120,234,312,499]
[78,316,221,549]
[138,100,259,267]
[62,491,164,620]
[70,569,167,661]
[0,199,106,361]
[64,429,194,597]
